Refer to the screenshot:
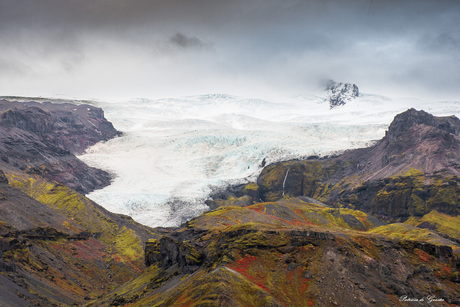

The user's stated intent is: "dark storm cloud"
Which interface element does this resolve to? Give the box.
[169,33,208,49]
[0,0,459,99]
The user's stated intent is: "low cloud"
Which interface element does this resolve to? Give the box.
[169,32,207,49]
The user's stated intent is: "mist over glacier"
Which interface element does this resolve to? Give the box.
[78,93,459,227]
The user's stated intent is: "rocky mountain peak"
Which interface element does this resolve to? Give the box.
[325,80,359,109]
[386,108,460,141]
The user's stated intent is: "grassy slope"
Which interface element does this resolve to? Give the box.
[1,170,156,305]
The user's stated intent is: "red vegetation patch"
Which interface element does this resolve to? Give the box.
[440,263,452,276]
[47,239,107,264]
[227,254,270,291]
[415,249,431,262]
[250,204,265,213]
[290,218,315,226]
[300,278,309,293]
[113,254,122,263]
[227,254,257,274]
[71,239,106,261]
[175,293,192,307]
[299,245,315,252]
[356,214,367,224]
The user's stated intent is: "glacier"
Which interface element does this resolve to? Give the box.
[78,93,460,227]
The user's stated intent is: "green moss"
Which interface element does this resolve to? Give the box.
[206,206,240,217]
[5,172,146,284]
[214,195,252,207]
[427,187,458,207]
[183,241,203,264]
[244,182,259,192]
[232,230,288,248]
[369,223,454,248]
[401,167,424,178]
[405,210,460,240]
[410,194,426,216]
[114,226,143,261]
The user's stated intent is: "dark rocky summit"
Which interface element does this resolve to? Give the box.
[325,80,359,108]
[0,99,121,194]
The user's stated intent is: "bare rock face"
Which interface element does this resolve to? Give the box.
[325,80,359,108]
[0,99,121,194]
[0,107,54,135]
[386,108,460,141]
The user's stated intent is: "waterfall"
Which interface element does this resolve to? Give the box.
[282,168,290,196]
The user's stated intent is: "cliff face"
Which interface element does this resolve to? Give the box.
[0,99,121,194]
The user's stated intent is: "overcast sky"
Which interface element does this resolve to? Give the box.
[1,0,459,100]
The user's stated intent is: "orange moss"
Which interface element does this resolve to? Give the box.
[440,263,452,276]
[249,204,266,213]
[415,249,431,262]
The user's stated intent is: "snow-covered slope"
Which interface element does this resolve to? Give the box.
[78,93,459,227]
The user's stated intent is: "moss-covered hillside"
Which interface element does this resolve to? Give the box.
[93,198,459,306]
[0,162,157,306]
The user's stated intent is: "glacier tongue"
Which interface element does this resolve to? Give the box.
[78,93,459,227]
